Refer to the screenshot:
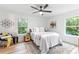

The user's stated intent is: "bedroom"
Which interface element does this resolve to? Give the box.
[0,4,78,54]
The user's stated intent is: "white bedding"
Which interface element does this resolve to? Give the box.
[31,32,62,53]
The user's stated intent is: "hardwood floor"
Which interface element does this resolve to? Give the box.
[0,41,40,54]
[0,41,78,54]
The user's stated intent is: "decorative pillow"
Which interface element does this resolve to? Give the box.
[30,27,37,32]
[2,32,8,36]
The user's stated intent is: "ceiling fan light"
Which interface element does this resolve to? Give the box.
[39,11,43,15]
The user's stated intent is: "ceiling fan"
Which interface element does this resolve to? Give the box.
[31,4,52,15]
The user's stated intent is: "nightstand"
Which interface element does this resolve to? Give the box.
[24,34,31,42]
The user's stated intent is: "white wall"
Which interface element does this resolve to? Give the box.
[28,16,48,28]
[0,9,48,34]
[49,8,79,45]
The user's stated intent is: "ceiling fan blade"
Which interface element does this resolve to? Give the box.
[32,11,40,13]
[44,4,48,9]
[42,10,52,13]
[31,6,39,10]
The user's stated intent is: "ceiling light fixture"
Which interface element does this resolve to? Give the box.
[39,11,43,15]
[31,4,52,15]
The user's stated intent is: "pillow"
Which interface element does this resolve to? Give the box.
[48,28,57,32]
[33,27,39,32]
[31,27,45,32]
[2,32,8,36]
[39,27,45,32]
[30,27,39,32]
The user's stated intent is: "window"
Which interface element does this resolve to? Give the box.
[18,18,28,34]
[66,16,79,36]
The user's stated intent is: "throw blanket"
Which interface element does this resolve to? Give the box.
[1,35,13,47]
[6,37,13,47]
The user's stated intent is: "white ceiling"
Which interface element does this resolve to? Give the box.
[0,4,79,18]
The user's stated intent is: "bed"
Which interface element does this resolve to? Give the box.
[30,27,62,53]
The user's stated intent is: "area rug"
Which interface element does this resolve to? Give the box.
[48,42,78,54]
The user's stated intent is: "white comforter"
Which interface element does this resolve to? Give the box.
[31,32,62,53]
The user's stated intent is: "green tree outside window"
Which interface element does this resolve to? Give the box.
[18,18,28,34]
[66,16,79,36]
